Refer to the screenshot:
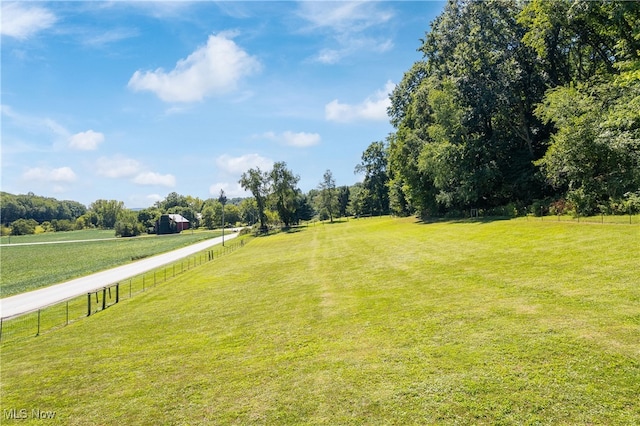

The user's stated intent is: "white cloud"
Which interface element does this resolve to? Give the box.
[95,155,175,188]
[261,131,321,148]
[297,2,394,64]
[282,131,321,147]
[0,3,57,40]
[215,153,273,174]
[128,33,261,103]
[95,155,141,178]
[69,130,104,150]
[22,166,76,183]
[325,81,395,123]
[132,172,176,187]
[209,182,248,198]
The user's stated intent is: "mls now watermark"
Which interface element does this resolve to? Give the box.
[4,408,56,420]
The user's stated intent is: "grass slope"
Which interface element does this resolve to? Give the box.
[1,217,639,424]
[0,231,222,297]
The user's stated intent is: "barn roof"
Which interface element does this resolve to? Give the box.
[168,214,189,223]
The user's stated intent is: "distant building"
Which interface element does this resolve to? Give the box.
[156,214,190,234]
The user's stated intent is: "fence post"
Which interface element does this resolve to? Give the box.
[116,283,120,304]
[102,287,107,310]
[88,293,91,316]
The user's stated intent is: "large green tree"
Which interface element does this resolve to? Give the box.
[337,186,350,218]
[317,170,338,222]
[520,0,640,214]
[270,161,300,228]
[114,210,144,237]
[386,0,639,217]
[355,141,390,216]
[238,198,259,225]
[534,72,640,214]
[89,199,124,229]
[239,168,271,231]
[201,202,222,230]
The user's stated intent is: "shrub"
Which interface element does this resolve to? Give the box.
[114,219,144,237]
[51,219,74,232]
[239,227,252,236]
[623,191,640,215]
[486,203,519,218]
[11,218,38,235]
[567,188,598,217]
[548,199,574,216]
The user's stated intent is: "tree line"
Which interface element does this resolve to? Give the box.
[0,158,383,237]
[381,0,640,218]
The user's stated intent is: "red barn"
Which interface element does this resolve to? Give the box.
[156,214,190,234]
[168,214,190,232]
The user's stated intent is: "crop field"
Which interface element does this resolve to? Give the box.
[1,217,639,424]
[0,229,116,244]
[0,230,222,297]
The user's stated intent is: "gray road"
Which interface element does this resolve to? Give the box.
[0,232,238,319]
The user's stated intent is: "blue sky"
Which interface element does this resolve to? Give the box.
[1,1,444,208]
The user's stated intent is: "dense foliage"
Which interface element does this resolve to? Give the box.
[386,0,640,218]
[1,192,86,225]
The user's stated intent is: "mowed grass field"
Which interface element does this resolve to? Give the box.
[1,217,639,424]
[0,230,222,297]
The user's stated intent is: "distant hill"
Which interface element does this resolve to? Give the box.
[1,192,87,225]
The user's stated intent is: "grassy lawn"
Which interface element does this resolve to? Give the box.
[0,230,222,297]
[1,217,639,424]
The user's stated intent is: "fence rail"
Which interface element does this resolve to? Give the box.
[0,239,247,345]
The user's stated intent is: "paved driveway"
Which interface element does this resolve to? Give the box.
[0,232,238,319]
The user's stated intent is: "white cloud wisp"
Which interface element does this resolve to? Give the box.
[1,3,57,40]
[297,2,394,64]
